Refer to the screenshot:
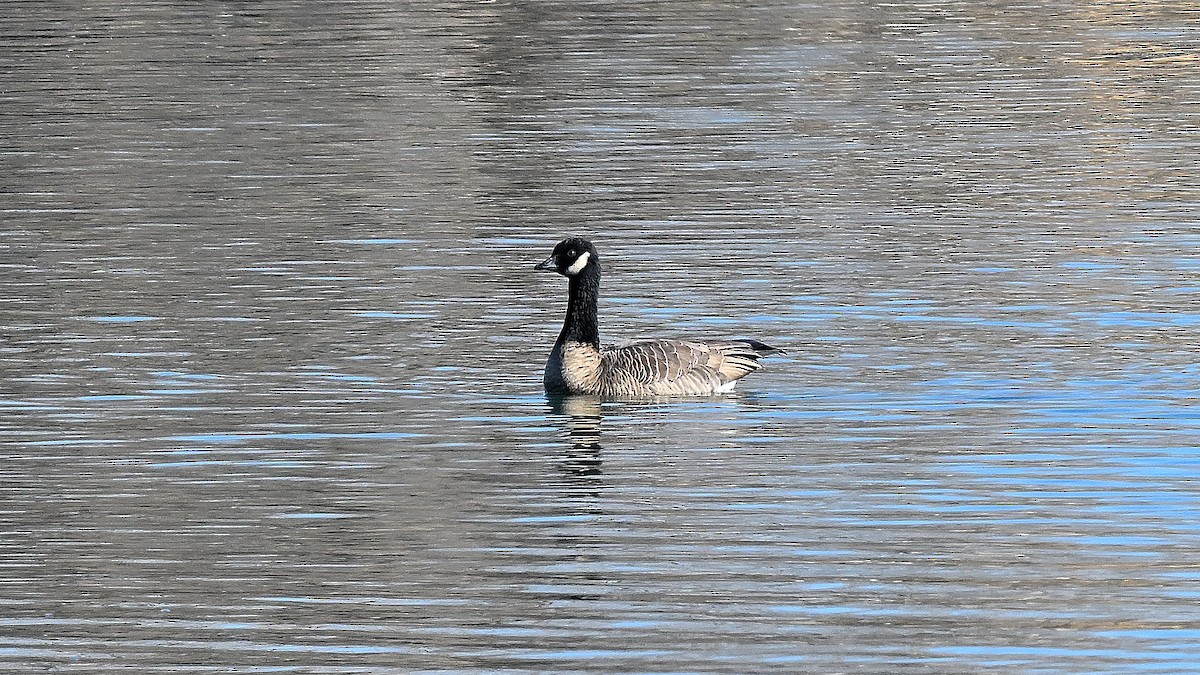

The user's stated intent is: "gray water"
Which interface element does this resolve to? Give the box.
[3,1,1199,672]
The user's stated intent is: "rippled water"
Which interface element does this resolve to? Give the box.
[3,1,1199,672]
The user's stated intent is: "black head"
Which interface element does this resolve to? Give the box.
[534,237,600,277]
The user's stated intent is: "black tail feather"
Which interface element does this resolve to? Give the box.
[735,339,784,356]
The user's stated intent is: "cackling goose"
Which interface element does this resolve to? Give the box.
[535,237,778,397]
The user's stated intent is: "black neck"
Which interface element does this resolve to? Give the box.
[558,265,600,348]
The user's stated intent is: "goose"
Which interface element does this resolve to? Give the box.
[534,237,779,397]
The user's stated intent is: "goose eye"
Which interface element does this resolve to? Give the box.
[567,249,577,257]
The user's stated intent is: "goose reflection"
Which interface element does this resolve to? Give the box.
[546,394,603,477]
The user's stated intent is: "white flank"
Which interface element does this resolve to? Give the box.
[565,251,590,275]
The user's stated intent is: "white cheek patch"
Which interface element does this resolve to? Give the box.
[565,251,590,275]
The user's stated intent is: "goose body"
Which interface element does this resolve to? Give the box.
[535,237,778,398]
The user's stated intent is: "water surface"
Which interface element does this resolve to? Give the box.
[2,1,1199,672]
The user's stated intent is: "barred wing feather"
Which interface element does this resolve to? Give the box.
[598,340,770,396]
